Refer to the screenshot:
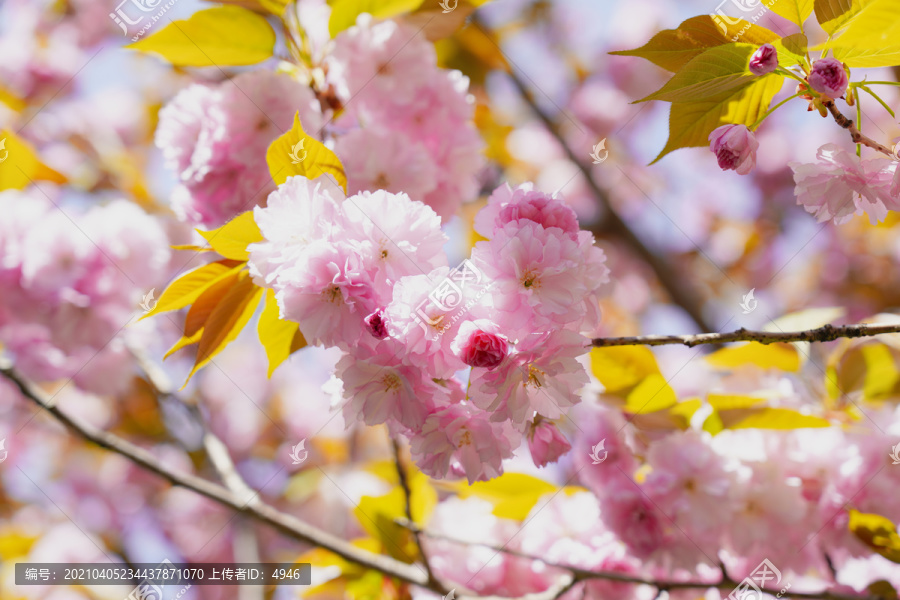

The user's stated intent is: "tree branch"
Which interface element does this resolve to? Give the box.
[591,322,900,348]
[0,362,430,590]
[823,98,896,157]
[397,519,879,600]
[474,18,713,333]
[391,438,439,589]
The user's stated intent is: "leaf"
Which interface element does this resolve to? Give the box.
[354,488,419,563]
[706,342,801,371]
[625,373,678,414]
[197,211,263,261]
[651,72,783,162]
[329,0,426,38]
[0,129,67,191]
[184,269,245,337]
[141,259,244,319]
[610,16,778,73]
[258,289,307,377]
[163,329,204,359]
[774,33,809,67]
[833,45,900,67]
[127,6,276,67]
[637,43,761,103]
[267,113,347,192]
[186,271,264,383]
[707,394,767,410]
[590,346,660,393]
[849,509,900,563]
[764,306,846,332]
[813,0,871,35]
[768,0,816,28]
[718,407,831,429]
[451,473,578,521]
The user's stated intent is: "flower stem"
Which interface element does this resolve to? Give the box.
[750,92,803,130]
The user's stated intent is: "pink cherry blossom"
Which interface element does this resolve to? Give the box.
[474,182,581,239]
[527,418,572,467]
[808,58,849,99]
[708,124,758,175]
[451,319,510,369]
[790,143,899,224]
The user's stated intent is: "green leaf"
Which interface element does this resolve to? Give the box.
[637,43,761,103]
[718,407,831,430]
[651,73,784,162]
[329,0,426,38]
[625,374,678,414]
[768,0,815,28]
[774,33,809,67]
[820,0,900,58]
[590,346,660,394]
[610,16,778,73]
[127,6,276,67]
[835,45,900,67]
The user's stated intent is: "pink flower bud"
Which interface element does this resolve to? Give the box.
[452,320,509,369]
[708,124,759,175]
[364,309,388,339]
[748,43,778,76]
[528,419,571,467]
[808,58,849,99]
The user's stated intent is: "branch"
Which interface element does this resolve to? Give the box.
[1,363,430,590]
[591,322,900,348]
[397,519,879,600]
[391,438,439,589]
[823,98,896,157]
[474,18,713,333]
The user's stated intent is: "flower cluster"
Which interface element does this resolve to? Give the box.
[248,179,608,482]
[155,16,484,227]
[0,189,170,394]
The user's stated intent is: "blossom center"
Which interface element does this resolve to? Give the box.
[323,285,343,305]
[525,364,545,388]
[381,372,402,392]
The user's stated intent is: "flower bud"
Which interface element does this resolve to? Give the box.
[808,58,849,99]
[527,419,572,467]
[708,124,759,175]
[452,320,509,369]
[748,43,778,76]
[364,309,389,339]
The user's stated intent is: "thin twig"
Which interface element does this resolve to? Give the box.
[396,519,879,600]
[1,363,430,590]
[823,98,896,157]
[391,438,438,588]
[590,322,900,348]
[475,18,713,333]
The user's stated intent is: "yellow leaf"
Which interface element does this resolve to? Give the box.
[610,16,778,73]
[266,113,347,192]
[208,0,291,15]
[328,0,426,38]
[354,488,418,563]
[833,45,900,68]
[861,344,900,400]
[706,342,801,371]
[718,407,831,430]
[768,0,815,28]
[813,0,880,36]
[141,259,244,319]
[774,33,809,67]
[127,6,275,67]
[184,269,246,336]
[849,509,900,563]
[625,373,678,414]
[451,472,581,521]
[651,73,783,162]
[186,271,264,383]
[0,130,67,191]
[668,398,702,429]
[258,288,307,376]
[707,394,767,410]
[197,211,263,261]
[163,329,204,359]
[590,346,660,393]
